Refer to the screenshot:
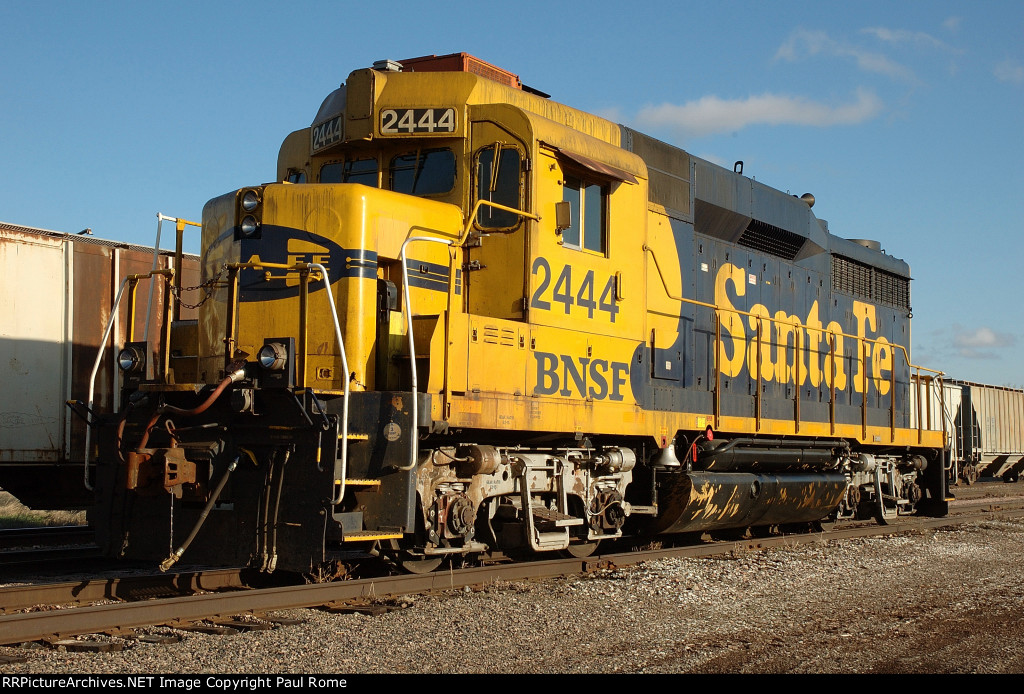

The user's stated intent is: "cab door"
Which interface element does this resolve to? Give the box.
[460,114,532,400]
[465,118,529,320]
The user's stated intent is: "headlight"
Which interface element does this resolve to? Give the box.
[117,345,145,373]
[240,215,260,237]
[241,189,260,212]
[258,342,288,371]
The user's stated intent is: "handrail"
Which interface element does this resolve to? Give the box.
[460,200,541,245]
[392,200,540,473]
[643,245,945,438]
[937,375,958,470]
[144,214,201,341]
[397,236,454,472]
[307,262,349,506]
[644,245,939,375]
[82,269,174,491]
[220,261,349,504]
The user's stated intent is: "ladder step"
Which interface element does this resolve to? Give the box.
[341,433,370,441]
[335,479,381,486]
[532,505,583,530]
[534,531,571,549]
[342,530,404,543]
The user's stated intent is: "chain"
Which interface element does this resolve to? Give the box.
[170,265,228,310]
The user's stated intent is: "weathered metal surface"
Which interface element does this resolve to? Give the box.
[0,567,248,613]
[937,380,1024,481]
[957,381,1024,457]
[648,471,848,535]
[0,223,199,508]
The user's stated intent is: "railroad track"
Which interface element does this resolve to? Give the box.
[2,497,1022,649]
[0,525,94,550]
[0,525,99,570]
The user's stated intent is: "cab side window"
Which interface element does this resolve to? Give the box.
[561,175,607,254]
[475,144,523,229]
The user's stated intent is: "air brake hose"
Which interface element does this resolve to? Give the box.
[137,368,245,451]
[160,367,245,417]
[159,456,239,572]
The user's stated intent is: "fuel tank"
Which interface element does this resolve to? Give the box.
[648,471,847,534]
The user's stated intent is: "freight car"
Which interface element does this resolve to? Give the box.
[945,380,1024,484]
[88,53,950,575]
[0,220,199,509]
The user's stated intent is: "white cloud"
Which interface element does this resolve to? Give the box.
[861,26,958,53]
[994,58,1024,84]
[952,324,1017,359]
[942,17,962,33]
[634,89,883,138]
[775,29,916,82]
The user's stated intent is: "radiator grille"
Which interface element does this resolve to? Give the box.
[736,219,805,260]
[832,255,910,310]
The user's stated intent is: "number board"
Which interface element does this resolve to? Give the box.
[311,115,343,153]
[380,108,457,135]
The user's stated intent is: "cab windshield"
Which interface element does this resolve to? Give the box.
[315,146,457,198]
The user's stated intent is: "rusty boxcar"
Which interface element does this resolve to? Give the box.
[0,221,199,508]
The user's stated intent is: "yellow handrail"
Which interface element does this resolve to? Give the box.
[643,245,941,376]
[461,200,541,245]
[643,245,944,439]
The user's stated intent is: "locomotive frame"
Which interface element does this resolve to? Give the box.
[89,53,950,575]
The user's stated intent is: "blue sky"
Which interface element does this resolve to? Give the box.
[1,1,1021,386]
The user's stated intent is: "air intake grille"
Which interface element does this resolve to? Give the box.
[832,255,910,310]
[736,219,805,260]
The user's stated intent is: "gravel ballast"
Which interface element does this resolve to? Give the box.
[3,512,1024,674]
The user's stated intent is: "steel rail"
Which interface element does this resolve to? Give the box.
[3,505,1024,646]
[0,526,93,550]
[0,546,101,569]
[0,568,250,614]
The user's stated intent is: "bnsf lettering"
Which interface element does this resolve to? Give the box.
[534,351,629,401]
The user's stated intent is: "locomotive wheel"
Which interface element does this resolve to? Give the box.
[873,500,899,525]
[749,525,777,538]
[384,539,443,574]
[963,464,979,486]
[812,515,837,533]
[709,527,750,541]
[779,522,816,534]
[563,540,601,558]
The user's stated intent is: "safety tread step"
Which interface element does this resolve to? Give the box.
[342,530,404,542]
[532,505,584,528]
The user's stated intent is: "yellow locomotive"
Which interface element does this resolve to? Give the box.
[92,53,949,574]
